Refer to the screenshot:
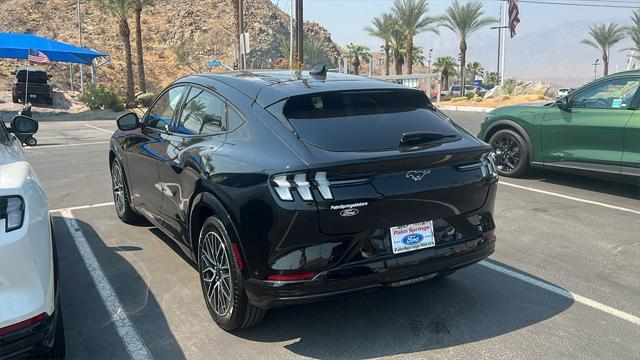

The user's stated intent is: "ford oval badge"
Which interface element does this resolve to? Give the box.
[402,233,424,245]
[340,208,359,217]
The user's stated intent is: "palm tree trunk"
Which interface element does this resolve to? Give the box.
[443,73,449,91]
[406,35,414,75]
[603,51,609,76]
[394,49,403,75]
[134,6,146,93]
[459,39,467,97]
[384,41,390,76]
[353,57,360,75]
[119,19,135,107]
[231,0,240,69]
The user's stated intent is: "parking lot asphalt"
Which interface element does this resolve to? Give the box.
[22,112,640,359]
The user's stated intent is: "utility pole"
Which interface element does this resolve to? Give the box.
[295,0,303,70]
[238,0,245,70]
[77,0,84,92]
[289,0,294,70]
[592,59,600,80]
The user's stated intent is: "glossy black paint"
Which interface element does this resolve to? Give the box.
[110,71,498,309]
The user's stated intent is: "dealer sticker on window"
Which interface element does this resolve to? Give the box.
[390,220,435,254]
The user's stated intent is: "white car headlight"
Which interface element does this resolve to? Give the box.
[0,196,25,232]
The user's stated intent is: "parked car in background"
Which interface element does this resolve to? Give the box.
[0,116,65,358]
[479,70,639,183]
[109,70,499,330]
[11,68,53,105]
[555,88,573,99]
[447,84,476,97]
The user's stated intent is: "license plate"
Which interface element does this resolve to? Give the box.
[390,220,435,254]
[29,94,37,98]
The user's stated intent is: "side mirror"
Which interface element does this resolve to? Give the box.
[10,115,38,134]
[10,71,16,76]
[116,112,140,131]
[556,96,570,111]
[47,74,53,79]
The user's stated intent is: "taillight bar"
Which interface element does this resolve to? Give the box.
[271,172,333,201]
[267,272,317,281]
[0,313,46,336]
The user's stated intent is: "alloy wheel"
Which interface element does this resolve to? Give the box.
[491,134,522,174]
[201,231,234,316]
[111,163,126,216]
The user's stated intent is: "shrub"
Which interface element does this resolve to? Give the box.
[536,93,546,100]
[136,92,156,107]
[502,95,510,100]
[465,92,475,100]
[474,96,483,102]
[81,84,122,111]
[451,96,467,102]
[503,78,517,95]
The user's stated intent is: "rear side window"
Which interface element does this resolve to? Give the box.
[16,70,48,83]
[177,88,226,135]
[276,90,458,152]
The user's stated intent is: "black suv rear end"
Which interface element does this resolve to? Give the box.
[11,68,53,105]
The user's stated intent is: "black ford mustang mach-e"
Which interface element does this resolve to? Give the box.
[109,70,498,330]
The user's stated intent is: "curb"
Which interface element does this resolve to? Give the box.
[436,105,495,113]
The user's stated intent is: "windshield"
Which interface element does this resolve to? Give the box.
[274,89,459,152]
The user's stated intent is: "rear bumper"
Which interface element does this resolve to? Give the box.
[245,233,495,309]
[0,310,59,360]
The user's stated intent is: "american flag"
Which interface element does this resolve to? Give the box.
[28,49,50,64]
[508,0,520,38]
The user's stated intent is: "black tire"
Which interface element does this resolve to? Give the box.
[488,129,530,177]
[198,216,265,330]
[12,94,19,103]
[47,97,53,105]
[26,137,37,146]
[110,159,141,223]
[436,269,457,278]
[48,307,66,359]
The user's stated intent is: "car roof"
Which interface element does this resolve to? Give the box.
[176,70,417,108]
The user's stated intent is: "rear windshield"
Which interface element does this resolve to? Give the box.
[16,70,48,83]
[273,89,459,152]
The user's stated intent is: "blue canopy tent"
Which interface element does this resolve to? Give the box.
[0,33,108,64]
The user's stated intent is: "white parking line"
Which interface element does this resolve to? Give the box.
[480,260,640,326]
[23,141,110,149]
[499,181,640,215]
[84,123,115,133]
[60,209,153,360]
[50,202,114,213]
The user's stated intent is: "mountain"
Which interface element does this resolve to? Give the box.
[0,0,341,94]
[415,18,633,87]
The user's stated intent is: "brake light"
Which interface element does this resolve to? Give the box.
[267,273,317,281]
[270,172,333,201]
[480,153,498,178]
[0,313,46,336]
[11,84,16,91]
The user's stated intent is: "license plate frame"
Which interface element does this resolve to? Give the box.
[390,220,435,254]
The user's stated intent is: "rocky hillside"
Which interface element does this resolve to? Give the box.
[0,0,341,94]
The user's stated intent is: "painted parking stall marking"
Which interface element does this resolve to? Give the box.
[60,208,153,360]
[480,260,640,327]
[84,123,115,133]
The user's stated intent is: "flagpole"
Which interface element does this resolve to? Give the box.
[500,1,507,86]
[25,66,29,105]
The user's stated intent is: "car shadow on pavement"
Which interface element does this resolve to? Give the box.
[237,259,574,359]
[52,216,186,360]
[520,168,639,200]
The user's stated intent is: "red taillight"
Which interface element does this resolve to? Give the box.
[11,84,16,91]
[232,243,244,270]
[267,273,317,281]
[0,313,46,336]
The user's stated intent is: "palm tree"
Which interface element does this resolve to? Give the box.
[304,37,331,68]
[392,0,439,74]
[389,25,406,75]
[231,0,241,69]
[438,0,496,96]
[345,43,370,75]
[133,0,152,93]
[364,13,396,76]
[484,71,500,87]
[411,45,426,67]
[581,23,626,76]
[623,10,640,61]
[95,0,136,106]
[466,61,485,82]
[432,56,458,91]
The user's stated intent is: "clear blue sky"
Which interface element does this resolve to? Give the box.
[272,0,634,48]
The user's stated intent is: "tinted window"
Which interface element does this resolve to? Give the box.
[572,78,639,110]
[16,70,48,84]
[278,90,459,152]
[227,107,243,131]
[146,86,185,131]
[177,88,225,135]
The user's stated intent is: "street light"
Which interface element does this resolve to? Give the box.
[592,59,600,80]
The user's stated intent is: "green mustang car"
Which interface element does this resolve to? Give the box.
[478,70,640,183]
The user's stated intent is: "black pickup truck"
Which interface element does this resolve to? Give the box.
[11,68,53,105]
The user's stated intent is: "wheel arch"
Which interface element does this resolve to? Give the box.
[483,119,534,165]
[188,190,248,275]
